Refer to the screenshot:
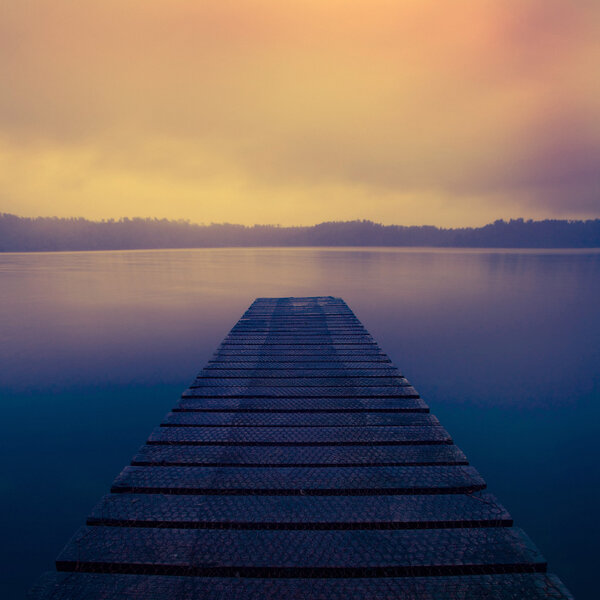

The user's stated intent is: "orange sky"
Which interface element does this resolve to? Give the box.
[2,0,599,226]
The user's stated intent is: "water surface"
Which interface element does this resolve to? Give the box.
[1,248,599,598]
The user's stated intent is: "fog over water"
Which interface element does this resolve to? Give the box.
[1,248,599,598]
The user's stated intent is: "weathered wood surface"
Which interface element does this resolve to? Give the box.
[29,297,573,599]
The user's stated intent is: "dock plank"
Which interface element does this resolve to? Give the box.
[199,367,402,376]
[189,376,411,387]
[147,425,451,445]
[54,526,545,577]
[211,349,389,356]
[88,492,511,529]
[111,465,485,495]
[161,411,440,427]
[175,397,429,411]
[181,385,420,398]
[131,444,468,467]
[28,573,575,600]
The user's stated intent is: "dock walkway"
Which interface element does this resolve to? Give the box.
[29,297,573,598]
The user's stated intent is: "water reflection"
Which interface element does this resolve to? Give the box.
[1,248,599,598]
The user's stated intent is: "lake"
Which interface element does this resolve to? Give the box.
[1,247,599,599]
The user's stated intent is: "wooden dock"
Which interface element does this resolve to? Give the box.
[29,297,573,599]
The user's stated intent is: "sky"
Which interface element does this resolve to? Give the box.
[1,0,599,227]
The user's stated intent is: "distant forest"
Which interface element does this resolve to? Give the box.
[1,214,600,251]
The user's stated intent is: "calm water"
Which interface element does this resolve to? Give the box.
[1,248,599,599]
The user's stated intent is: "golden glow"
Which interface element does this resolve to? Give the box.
[2,1,599,226]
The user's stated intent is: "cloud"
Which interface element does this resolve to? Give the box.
[1,1,599,225]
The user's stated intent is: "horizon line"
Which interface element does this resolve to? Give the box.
[3,213,600,230]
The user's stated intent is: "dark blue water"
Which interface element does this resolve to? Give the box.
[1,248,598,598]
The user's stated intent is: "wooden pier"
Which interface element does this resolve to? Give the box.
[30,297,573,599]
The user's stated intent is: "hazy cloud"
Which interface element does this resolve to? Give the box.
[1,1,598,225]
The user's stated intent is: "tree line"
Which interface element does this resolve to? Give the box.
[1,214,599,251]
